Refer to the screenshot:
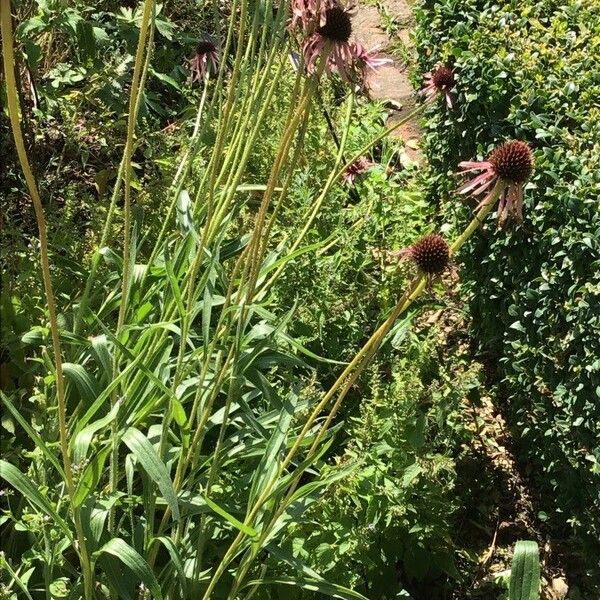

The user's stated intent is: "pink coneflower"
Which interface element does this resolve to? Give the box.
[420,65,455,108]
[343,156,374,184]
[190,40,219,82]
[303,5,354,79]
[458,140,534,227]
[302,4,386,84]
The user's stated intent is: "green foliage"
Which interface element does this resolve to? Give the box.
[415,0,600,563]
[509,541,540,600]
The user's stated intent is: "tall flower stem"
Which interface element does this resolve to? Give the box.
[73,10,156,336]
[262,102,427,293]
[1,2,93,597]
[108,0,155,535]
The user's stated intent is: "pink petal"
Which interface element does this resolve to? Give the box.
[457,172,494,194]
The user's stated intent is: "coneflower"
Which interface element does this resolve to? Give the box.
[343,156,374,185]
[302,4,387,83]
[190,39,219,82]
[458,140,534,227]
[391,234,450,287]
[420,65,455,108]
[352,43,393,78]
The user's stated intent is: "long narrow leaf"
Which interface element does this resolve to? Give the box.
[122,427,180,521]
[509,541,541,600]
[0,460,73,541]
[1,392,65,478]
[95,538,163,600]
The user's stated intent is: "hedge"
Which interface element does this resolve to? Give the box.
[414,0,600,564]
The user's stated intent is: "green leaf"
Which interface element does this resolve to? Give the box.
[243,576,370,600]
[63,362,102,405]
[1,392,65,478]
[122,427,180,521]
[509,541,541,600]
[73,445,111,507]
[94,538,163,600]
[248,389,299,506]
[149,536,187,594]
[71,399,121,463]
[0,460,73,541]
[0,554,35,600]
[204,495,257,537]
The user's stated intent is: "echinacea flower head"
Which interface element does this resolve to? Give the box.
[343,156,374,184]
[420,65,456,108]
[458,140,534,227]
[400,234,450,276]
[190,40,219,82]
[302,3,387,84]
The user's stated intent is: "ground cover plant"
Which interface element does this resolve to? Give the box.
[1,0,596,598]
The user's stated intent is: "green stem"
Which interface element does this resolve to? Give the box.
[108,0,155,535]
[73,11,156,336]
[1,2,94,597]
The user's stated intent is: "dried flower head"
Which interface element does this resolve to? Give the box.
[392,234,450,283]
[420,65,456,108]
[488,140,534,184]
[406,234,450,275]
[190,39,219,82]
[458,140,534,227]
[343,156,374,184]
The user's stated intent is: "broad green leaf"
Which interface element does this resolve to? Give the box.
[71,399,121,463]
[95,538,162,600]
[122,427,180,521]
[509,541,540,600]
[90,334,113,381]
[63,362,102,405]
[0,460,73,541]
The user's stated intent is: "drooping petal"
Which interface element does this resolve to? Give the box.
[456,171,495,194]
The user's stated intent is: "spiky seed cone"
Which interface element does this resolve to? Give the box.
[489,140,534,183]
[196,40,217,55]
[410,234,450,275]
[319,7,352,43]
[432,66,455,90]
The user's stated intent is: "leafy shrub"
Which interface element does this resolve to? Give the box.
[415,0,600,564]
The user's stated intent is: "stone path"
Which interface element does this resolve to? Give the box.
[352,0,422,163]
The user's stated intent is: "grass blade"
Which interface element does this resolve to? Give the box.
[95,538,163,600]
[0,460,73,541]
[122,427,180,521]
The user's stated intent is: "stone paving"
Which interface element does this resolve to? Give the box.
[352,0,422,162]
